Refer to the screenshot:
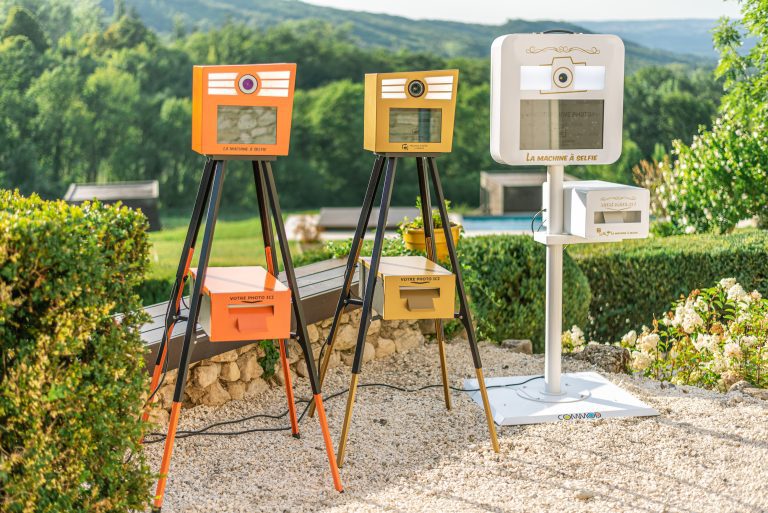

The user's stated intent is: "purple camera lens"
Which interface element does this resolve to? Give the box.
[242,78,254,90]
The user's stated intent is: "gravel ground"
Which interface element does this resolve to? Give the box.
[144,340,768,513]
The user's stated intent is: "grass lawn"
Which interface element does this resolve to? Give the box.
[149,215,302,283]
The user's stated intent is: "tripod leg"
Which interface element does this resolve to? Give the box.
[253,162,299,438]
[152,160,227,512]
[310,155,386,417]
[416,157,451,411]
[338,156,398,468]
[426,157,499,453]
[262,161,343,492]
[143,159,215,425]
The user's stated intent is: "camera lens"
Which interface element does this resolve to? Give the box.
[553,67,572,88]
[408,80,425,97]
[238,74,258,94]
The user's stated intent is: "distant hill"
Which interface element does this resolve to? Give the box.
[578,19,719,58]
[104,0,711,70]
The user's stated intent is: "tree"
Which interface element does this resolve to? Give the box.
[623,65,720,160]
[2,6,48,51]
[660,0,768,233]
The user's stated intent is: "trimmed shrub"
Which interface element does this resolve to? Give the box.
[0,191,152,512]
[459,236,591,352]
[571,230,768,342]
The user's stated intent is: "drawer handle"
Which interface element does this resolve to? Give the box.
[228,304,274,332]
[399,287,440,311]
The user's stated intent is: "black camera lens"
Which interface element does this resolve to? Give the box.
[408,80,425,97]
[558,72,569,84]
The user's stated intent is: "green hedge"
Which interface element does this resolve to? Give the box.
[459,236,591,352]
[0,191,152,512]
[571,230,768,342]
[296,234,591,352]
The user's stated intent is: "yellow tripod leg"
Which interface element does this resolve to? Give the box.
[475,368,500,452]
[336,372,359,468]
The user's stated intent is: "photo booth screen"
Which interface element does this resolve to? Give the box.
[519,100,604,150]
[216,105,278,145]
[388,108,443,143]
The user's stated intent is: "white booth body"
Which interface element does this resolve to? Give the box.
[543,180,650,242]
[490,33,625,167]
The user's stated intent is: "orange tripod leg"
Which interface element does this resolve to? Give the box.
[141,248,195,426]
[313,394,344,492]
[152,401,181,512]
[279,339,300,438]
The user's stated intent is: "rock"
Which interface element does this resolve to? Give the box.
[363,342,376,363]
[368,319,381,337]
[394,328,424,354]
[209,350,239,363]
[334,324,359,351]
[568,343,629,374]
[184,385,206,403]
[728,380,751,393]
[307,323,321,343]
[227,381,246,401]
[164,369,178,385]
[202,381,231,406]
[237,353,263,382]
[295,359,309,378]
[220,361,240,382]
[501,339,533,354]
[245,378,269,398]
[743,388,768,401]
[341,351,355,366]
[274,365,297,387]
[286,340,302,364]
[326,350,342,369]
[147,407,169,426]
[575,489,596,501]
[418,319,437,335]
[375,338,396,359]
[158,383,176,408]
[194,363,221,388]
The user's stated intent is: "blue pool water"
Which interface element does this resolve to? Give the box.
[461,213,542,232]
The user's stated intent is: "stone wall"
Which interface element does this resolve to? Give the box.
[147,309,427,424]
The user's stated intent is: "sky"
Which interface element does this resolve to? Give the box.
[300,0,742,24]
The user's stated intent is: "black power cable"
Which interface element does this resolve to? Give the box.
[142,375,544,444]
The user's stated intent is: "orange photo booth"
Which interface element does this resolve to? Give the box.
[189,266,291,342]
[192,63,296,157]
[146,63,344,513]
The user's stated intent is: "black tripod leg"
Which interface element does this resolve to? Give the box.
[152,160,227,512]
[310,155,386,417]
[416,157,452,411]
[337,156,398,468]
[426,157,499,453]
[262,161,343,492]
[253,161,301,439]
[143,159,215,425]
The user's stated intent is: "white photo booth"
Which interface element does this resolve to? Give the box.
[466,32,658,425]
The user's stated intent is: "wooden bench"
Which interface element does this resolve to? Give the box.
[140,259,359,372]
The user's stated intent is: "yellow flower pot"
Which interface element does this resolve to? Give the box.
[402,224,461,261]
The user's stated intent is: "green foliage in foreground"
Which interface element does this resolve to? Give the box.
[571,230,768,342]
[460,236,591,352]
[0,191,152,512]
[297,234,591,353]
[660,0,768,233]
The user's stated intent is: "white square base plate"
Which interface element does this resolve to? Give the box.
[464,371,658,426]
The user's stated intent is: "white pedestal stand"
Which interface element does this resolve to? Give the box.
[465,165,658,425]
